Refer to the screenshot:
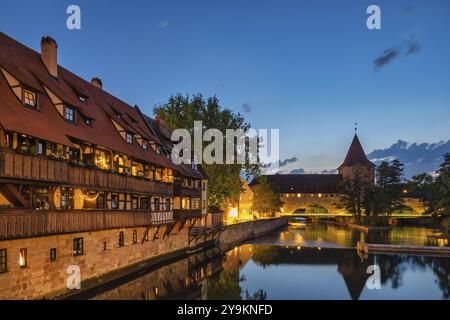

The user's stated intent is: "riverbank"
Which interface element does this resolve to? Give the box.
[220,217,289,248]
[54,217,288,300]
[357,241,450,256]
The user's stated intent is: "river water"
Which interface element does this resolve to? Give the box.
[73,221,450,300]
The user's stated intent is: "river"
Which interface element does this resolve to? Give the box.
[70,220,450,300]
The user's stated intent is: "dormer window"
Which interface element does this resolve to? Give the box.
[65,106,75,123]
[23,88,38,110]
[78,95,87,103]
[142,140,148,150]
[126,132,134,144]
[132,121,137,126]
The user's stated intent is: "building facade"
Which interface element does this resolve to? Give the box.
[0,33,214,299]
[256,134,425,216]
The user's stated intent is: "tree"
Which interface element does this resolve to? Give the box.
[429,153,450,218]
[154,94,261,207]
[374,160,405,216]
[251,177,283,217]
[338,172,368,223]
[338,160,406,224]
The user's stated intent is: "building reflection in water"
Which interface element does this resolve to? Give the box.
[71,241,449,300]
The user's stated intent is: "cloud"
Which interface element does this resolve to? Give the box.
[403,5,413,14]
[374,48,399,70]
[159,19,169,29]
[280,157,298,167]
[405,40,422,55]
[321,169,337,174]
[242,102,252,113]
[367,139,450,178]
[373,36,422,70]
[290,168,306,174]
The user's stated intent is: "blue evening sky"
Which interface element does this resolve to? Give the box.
[1,0,449,171]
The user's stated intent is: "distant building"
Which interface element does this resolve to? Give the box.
[252,134,424,215]
[224,179,254,223]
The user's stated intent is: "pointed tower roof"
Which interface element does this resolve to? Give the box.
[338,134,375,169]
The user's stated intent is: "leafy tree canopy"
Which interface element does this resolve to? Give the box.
[154,94,261,207]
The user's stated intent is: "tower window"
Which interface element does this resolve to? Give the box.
[118,232,125,247]
[23,89,37,110]
[65,106,75,123]
[50,248,57,262]
[73,237,84,256]
[0,249,7,273]
[132,230,138,244]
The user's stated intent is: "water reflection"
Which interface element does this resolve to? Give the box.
[75,241,449,300]
[249,223,449,248]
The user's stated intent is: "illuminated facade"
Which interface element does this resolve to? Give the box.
[255,135,425,216]
[0,32,213,298]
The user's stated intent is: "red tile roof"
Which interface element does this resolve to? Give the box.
[250,174,342,194]
[0,32,197,176]
[338,134,375,169]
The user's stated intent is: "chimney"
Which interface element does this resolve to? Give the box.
[91,77,103,89]
[40,36,58,78]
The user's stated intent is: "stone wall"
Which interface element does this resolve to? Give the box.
[0,217,288,300]
[281,195,345,215]
[0,224,197,299]
[219,217,288,247]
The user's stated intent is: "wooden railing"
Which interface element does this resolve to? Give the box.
[173,184,202,197]
[0,148,173,196]
[173,208,203,220]
[0,209,174,240]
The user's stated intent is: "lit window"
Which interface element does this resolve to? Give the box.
[0,249,7,273]
[85,118,92,126]
[73,237,84,256]
[65,106,75,122]
[19,248,27,268]
[23,89,37,109]
[79,96,87,103]
[126,133,133,144]
[132,197,138,209]
[38,142,45,155]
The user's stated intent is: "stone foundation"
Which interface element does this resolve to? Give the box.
[0,217,288,299]
[0,224,196,299]
[219,217,288,247]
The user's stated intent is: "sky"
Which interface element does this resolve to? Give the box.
[1,0,449,171]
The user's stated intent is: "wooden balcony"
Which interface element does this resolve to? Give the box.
[0,148,173,196]
[173,184,201,197]
[173,208,203,220]
[0,209,174,240]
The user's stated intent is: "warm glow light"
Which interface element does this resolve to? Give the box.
[228,207,238,219]
[19,249,27,267]
[95,156,110,169]
[318,193,322,198]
